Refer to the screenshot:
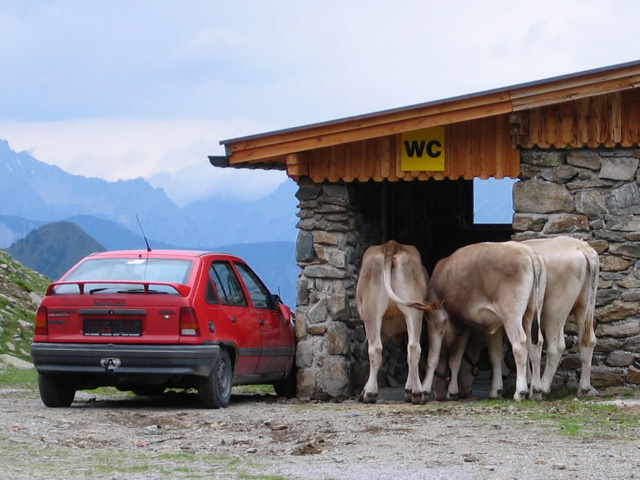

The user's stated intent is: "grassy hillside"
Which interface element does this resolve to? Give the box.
[0,249,50,362]
[7,221,106,281]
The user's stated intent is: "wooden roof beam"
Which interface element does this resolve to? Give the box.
[227,100,513,164]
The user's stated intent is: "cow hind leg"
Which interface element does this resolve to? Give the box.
[503,324,529,402]
[486,331,505,399]
[575,304,597,397]
[403,309,426,405]
[360,313,384,404]
[446,331,470,400]
[361,338,383,403]
[540,319,565,394]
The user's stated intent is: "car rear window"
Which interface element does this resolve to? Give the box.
[63,258,194,284]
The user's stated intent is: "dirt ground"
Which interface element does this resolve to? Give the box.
[3,384,640,480]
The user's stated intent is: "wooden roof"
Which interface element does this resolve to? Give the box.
[211,60,640,182]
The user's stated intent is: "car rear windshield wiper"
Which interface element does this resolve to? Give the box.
[89,287,111,294]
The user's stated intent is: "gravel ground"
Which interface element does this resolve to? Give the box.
[2,385,640,480]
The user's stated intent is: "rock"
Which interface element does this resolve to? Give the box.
[567,151,602,170]
[608,215,640,232]
[0,354,33,370]
[609,243,640,258]
[596,302,639,322]
[597,319,640,338]
[605,351,635,367]
[513,180,574,213]
[600,255,634,272]
[522,150,565,167]
[512,213,547,232]
[544,214,589,233]
[313,231,339,246]
[296,339,316,367]
[626,367,640,384]
[303,264,345,279]
[317,356,349,398]
[327,322,350,355]
[599,156,639,181]
[606,183,640,211]
[296,231,315,263]
[575,190,607,218]
[591,368,625,387]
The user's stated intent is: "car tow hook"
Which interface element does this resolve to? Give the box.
[100,358,121,375]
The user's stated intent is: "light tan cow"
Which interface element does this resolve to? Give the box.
[356,240,434,404]
[422,241,546,402]
[522,236,599,396]
[432,236,599,401]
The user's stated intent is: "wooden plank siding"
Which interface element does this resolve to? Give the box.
[298,114,520,183]
[516,89,640,149]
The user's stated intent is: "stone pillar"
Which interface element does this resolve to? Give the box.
[293,179,366,400]
[513,148,640,394]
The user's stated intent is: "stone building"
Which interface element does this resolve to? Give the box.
[211,60,640,399]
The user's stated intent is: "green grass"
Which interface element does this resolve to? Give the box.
[0,366,37,387]
[463,396,640,437]
[233,384,276,395]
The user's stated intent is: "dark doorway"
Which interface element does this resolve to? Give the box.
[351,178,513,273]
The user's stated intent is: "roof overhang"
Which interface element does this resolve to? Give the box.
[213,59,640,171]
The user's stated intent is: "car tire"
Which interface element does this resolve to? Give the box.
[273,366,298,399]
[38,373,76,408]
[198,349,233,408]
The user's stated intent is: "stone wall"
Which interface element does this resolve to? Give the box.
[513,148,640,393]
[293,179,370,400]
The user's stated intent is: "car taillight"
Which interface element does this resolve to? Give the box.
[179,307,199,336]
[35,306,48,336]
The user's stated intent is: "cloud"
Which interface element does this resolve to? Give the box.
[148,162,287,207]
[2,0,640,209]
[0,117,288,205]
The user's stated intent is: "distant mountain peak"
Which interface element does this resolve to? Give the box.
[7,221,106,280]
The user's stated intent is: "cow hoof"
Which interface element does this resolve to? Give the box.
[404,389,413,403]
[489,389,504,399]
[530,389,544,402]
[412,392,427,405]
[361,392,378,404]
[578,386,597,397]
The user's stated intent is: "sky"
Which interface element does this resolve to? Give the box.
[1,1,640,206]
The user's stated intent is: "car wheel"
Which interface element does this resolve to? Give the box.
[132,387,166,397]
[198,349,233,408]
[273,366,297,399]
[38,373,76,408]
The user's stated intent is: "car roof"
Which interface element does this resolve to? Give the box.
[84,249,244,262]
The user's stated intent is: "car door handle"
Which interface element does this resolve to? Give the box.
[258,319,265,325]
[230,317,238,323]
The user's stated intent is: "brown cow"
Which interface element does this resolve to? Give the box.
[434,236,599,400]
[421,241,546,402]
[356,240,433,404]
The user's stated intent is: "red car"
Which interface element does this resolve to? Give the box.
[31,250,297,408]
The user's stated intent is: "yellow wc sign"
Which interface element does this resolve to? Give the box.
[400,127,445,171]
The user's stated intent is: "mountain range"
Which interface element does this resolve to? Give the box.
[0,139,299,306]
[0,139,299,249]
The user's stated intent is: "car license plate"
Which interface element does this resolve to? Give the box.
[84,319,142,336]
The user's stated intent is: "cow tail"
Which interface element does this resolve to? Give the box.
[382,241,436,312]
[581,248,600,347]
[530,253,544,346]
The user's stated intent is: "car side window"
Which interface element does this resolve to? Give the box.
[235,262,274,310]
[210,262,248,307]
[205,279,219,305]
